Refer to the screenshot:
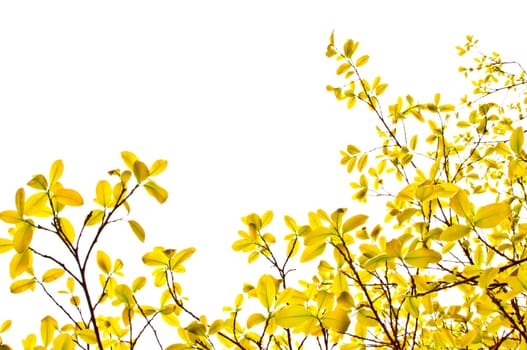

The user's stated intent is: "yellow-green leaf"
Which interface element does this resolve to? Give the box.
[439,224,471,241]
[96,250,112,275]
[133,160,150,183]
[95,180,112,207]
[132,276,146,292]
[342,214,368,233]
[144,180,168,204]
[142,251,168,267]
[54,189,83,206]
[404,248,441,268]
[510,126,524,156]
[10,278,36,293]
[300,243,326,263]
[49,160,64,187]
[52,333,75,350]
[115,284,133,306]
[85,210,104,226]
[275,304,314,329]
[256,274,277,310]
[77,329,98,345]
[27,174,48,190]
[474,202,511,229]
[150,159,168,176]
[40,315,57,347]
[121,151,139,171]
[128,220,146,242]
[42,268,65,283]
[321,309,350,333]
[15,188,25,217]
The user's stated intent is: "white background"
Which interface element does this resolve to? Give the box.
[1,1,526,346]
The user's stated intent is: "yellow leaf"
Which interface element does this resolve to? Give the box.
[24,192,50,217]
[404,248,441,268]
[284,215,297,231]
[58,218,75,244]
[450,190,473,221]
[10,278,36,293]
[133,160,150,183]
[343,39,354,58]
[474,202,511,229]
[342,214,368,233]
[42,268,65,283]
[170,247,196,271]
[300,243,326,263]
[0,210,22,224]
[385,239,402,258]
[40,315,57,347]
[121,151,139,170]
[478,267,499,290]
[275,304,314,329]
[247,313,266,328]
[54,189,83,206]
[355,55,369,67]
[0,320,12,333]
[356,308,378,327]
[396,208,418,225]
[77,329,98,345]
[15,188,25,217]
[96,251,112,275]
[510,126,524,156]
[336,62,351,75]
[13,222,34,253]
[10,250,32,278]
[321,309,350,333]
[439,224,471,241]
[256,274,277,310]
[115,284,134,306]
[95,180,112,207]
[85,210,104,226]
[132,276,146,292]
[52,333,75,350]
[128,220,146,242]
[150,159,168,176]
[49,160,64,187]
[144,180,168,204]
[27,174,48,190]
[142,251,168,267]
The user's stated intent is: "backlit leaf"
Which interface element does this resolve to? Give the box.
[144,180,168,204]
[256,274,277,310]
[27,174,48,190]
[52,333,75,350]
[300,243,326,262]
[121,151,139,170]
[321,309,350,333]
[13,222,34,253]
[247,313,266,328]
[439,224,471,241]
[77,329,98,345]
[96,251,112,275]
[42,268,65,283]
[10,278,36,293]
[95,180,112,207]
[356,55,369,67]
[49,160,64,186]
[128,220,146,242]
[342,214,368,233]
[450,190,472,221]
[404,248,441,268]
[54,189,83,206]
[474,202,511,229]
[133,160,150,183]
[150,159,168,176]
[0,210,21,224]
[275,304,314,329]
[510,126,524,156]
[0,238,12,253]
[40,315,57,347]
[9,250,32,278]
[0,320,11,333]
[15,188,25,216]
[24,192,50,217]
